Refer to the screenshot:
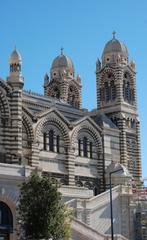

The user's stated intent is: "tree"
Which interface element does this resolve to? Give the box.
[18,172,72,240]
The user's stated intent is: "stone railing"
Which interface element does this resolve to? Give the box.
[0,163,34,179]
[84,185,120,210]
[60,185,93,199]
[71,218,128,240]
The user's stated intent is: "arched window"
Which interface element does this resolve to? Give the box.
[68,85,80,108]
[110,80,116,100]
[78,137,93,159]
[49,130,54,151]
[83,137,88,157]
[0,202,13,232]
[43,129,63,154]
[123,73,134,104]
[104,82,109,102]
[101,73,116,103]
[53,87,60,99]
[100,87,105,102]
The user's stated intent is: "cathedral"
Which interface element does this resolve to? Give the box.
[0,34,143,240]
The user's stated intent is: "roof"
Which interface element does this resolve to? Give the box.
[102,38,128,57]
[94,113,118,129]
[10,49,22,64]
[51,52,74,71]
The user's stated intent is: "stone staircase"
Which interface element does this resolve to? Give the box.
[71,218,128,240]
[67,185,133,239]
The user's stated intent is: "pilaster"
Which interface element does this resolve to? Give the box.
[10,89,23,163]
[117,118,128,167]
[135,121,142,181]
[66,148,75,186]
[31,142,39,167]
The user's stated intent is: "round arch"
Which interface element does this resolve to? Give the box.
[0,201,13,232]
[71,122,103,154]
[35,114,70,147]
[0,87,11,119]
[22,112,34,142]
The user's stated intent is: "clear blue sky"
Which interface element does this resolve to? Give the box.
[0,0,147,178]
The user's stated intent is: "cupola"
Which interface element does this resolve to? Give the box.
[50,48,74,80]
[102,32,128,66]
[7,48,24,88]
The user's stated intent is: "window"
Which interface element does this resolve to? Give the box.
[43,133,47,151]
[90,142,92,158]
[57,135,60,153]
[110,80,116,101]
[83,137,88,157]
[123,73,134,104]
[0,202,13,232]
[43,130,62,153]
[49,130,54,151]
[78,139,81,156]
[78,137,93,158]
[104,82,109,102]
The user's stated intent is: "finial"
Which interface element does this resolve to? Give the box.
[14,45,16,51]
[61,47,64,55]
[112,31,116,39]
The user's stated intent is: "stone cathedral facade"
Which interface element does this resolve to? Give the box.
[0,35,142,240]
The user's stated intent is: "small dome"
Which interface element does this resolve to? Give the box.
[103,38,128,56]
[51,53,74,71]
[102,33,128,65]
[10,48,22,64]
[50,49,74,80]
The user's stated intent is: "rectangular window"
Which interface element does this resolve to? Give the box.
[90,142,92,158]
[78,139,81,156]
[57,135,60,153]
[43,133,47,151]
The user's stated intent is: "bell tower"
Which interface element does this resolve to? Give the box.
[96,33,141,182]
[44,49,82,109]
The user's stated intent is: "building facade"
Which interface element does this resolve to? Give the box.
[0,35,142,240]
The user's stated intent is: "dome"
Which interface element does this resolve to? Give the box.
[10,48,22,64]
[51,52,74,71]
[103,39,128,56]
[50,49,74,80]
[102,33,128,65]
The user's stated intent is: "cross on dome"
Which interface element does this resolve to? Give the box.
[61,47,64,55]
[112,31,116,39]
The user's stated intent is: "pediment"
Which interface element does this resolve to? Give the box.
[36,107,71,126]
[73,116,102,133]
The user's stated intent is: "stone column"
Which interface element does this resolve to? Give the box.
[85,209,91,226]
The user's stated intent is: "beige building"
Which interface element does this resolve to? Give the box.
[0,34,142,240]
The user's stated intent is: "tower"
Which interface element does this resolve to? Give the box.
[96,33,141,182]
[7,48,24,163]
[7,48,24,88]
[44,49,82,109]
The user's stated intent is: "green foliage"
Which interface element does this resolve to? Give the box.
[18,172,72,240]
